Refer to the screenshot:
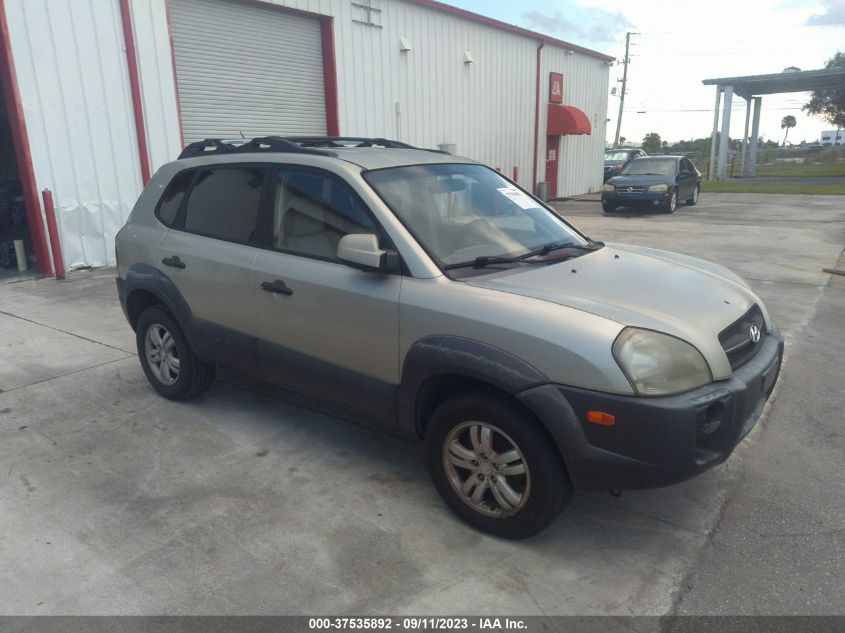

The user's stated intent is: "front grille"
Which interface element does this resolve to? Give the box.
[719,304,765,369]
[615,186,646,194]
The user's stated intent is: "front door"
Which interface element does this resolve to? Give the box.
[545,135,561,198]
[252,166,401,425]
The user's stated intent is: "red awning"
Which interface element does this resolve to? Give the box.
[547,104,592,135]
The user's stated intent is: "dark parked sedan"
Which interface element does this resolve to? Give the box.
[602,156,701,214]
[604,148,646,182]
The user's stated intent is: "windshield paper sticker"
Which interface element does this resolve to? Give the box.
[497,187,537,209]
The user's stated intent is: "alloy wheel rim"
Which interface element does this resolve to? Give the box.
[693,186,699,202]
[670,192,677,211]
[443,421,530,518]
[145,323,180,385]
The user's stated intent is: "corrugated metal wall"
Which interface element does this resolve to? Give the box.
[4,0,608,267]
[4,0,143,268]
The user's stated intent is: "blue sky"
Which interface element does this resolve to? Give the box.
[445,0,845,144]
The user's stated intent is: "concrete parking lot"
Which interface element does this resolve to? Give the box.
[1,193,843,617]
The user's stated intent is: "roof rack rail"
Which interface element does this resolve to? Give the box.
[285,136,416,149]
[177,136,337,160]
[177,139,241,159]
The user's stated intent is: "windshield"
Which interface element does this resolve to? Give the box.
[364,164,588,268]
[622,158,677,176]
[604,150,632,162]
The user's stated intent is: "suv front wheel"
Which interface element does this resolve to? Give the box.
[425,393,572,539]
[136,306,216,400]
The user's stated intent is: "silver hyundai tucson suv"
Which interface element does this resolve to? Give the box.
[115,136,783,539]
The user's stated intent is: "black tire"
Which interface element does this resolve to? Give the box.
[602,201,616,213]
[662,188,678,213]
[686,184,700,206]
[135,305,215,400]
[424,392,572,539]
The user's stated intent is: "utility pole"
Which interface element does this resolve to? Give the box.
[613,32,636,148]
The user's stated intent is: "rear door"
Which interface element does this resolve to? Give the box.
[251,166,401,424]
[156,164,269,370]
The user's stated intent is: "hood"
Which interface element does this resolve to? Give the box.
[607,174,673,186]
[465,243,768,379]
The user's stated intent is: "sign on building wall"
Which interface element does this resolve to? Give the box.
[549,72,563,104]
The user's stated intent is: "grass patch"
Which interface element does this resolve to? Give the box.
[755,162,845,178]
[701,181,845,195]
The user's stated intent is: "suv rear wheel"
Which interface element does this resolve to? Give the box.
[425,393,572,539]
[136,306,215,400]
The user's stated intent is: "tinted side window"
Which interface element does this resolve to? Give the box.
[183,167,264,242]
[273,168,377,260]
[156,170,194,226]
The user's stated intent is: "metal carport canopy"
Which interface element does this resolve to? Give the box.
[701,67,845,180]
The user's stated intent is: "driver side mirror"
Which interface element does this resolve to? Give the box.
[337,233,398,271]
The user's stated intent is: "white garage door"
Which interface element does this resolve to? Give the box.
[169,0,327,143]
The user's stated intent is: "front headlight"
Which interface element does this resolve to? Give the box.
[648,183,669,192]
[602,183,615,191]
[612,328,712,396]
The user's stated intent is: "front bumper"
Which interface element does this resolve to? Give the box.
[602,190,671,206]
[518,328,784,490]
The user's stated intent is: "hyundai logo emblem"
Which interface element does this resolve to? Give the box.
[627,186,634,192]
[749,324,761,344]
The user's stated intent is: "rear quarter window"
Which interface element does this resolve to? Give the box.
[155,170,194,226]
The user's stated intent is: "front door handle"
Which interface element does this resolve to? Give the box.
[260,279,293,296]
[162,255,186,269]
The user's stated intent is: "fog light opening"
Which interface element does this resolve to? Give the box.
[702,402,724,434]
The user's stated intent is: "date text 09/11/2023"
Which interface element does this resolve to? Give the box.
[307,617,529,630]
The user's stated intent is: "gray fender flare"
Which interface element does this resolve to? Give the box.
[397,335,548,434]
[124,263,193,325]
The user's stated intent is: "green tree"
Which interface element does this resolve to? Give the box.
[803,52,845,134]
[781,115,797,145]
[642,132,662,154]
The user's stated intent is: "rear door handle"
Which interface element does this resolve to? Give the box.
[162,255,186,269]
[260,279,293,296]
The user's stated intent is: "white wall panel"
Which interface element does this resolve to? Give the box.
[130,0,183,171]
[4,0,142,268]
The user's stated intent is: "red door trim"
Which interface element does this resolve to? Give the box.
[0,0,52,274]
[532,41,543,194]
[320,16,340,136]
[119,0,152,185]
[164,0,185,149]
[545,135,560,199]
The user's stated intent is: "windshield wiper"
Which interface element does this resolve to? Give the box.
[444,241,602,270]
[626,172,665,176]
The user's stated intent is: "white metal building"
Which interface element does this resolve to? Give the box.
[0,0,611,272]
[820,130,843,146]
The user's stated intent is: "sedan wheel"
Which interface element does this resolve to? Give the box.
[664,190,677,213]
[443,421,530,518]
